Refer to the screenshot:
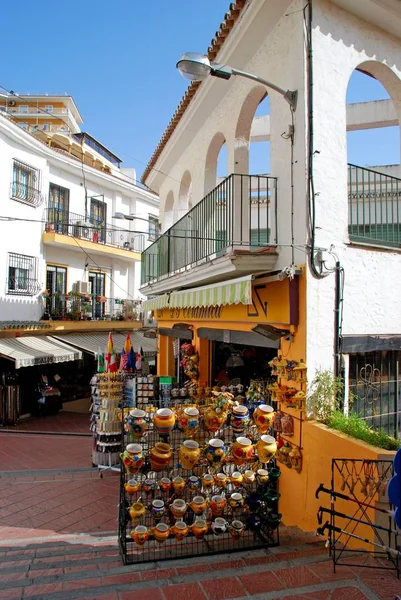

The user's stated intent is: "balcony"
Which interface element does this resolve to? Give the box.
[43,293,143,322]
[43,209,145,261]
[141,174,278,294]
[348,164,401,247]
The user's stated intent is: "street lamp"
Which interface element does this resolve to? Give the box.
[176,52,297,111]
[113,213,153,224]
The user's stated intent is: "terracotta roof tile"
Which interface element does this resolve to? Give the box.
[141,0,247,185]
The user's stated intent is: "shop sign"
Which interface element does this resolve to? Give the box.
[158,305,224,320]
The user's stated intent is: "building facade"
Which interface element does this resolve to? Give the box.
[141,0,401,531]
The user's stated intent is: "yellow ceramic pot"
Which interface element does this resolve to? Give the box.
[229,519,245,539]
[179,407,200,438]
[201,473,214,490]
[229,492,244,509]
[172,476,186,493]
[231,437,254,466]
[256,468,269,484]
[129,502,146,522]
[189,495,207,515]
[131,525,149,547]
[124,478,140,494]
[253,404,275,433]
[159,477,172,493]
[153,408,176,435]
[204,407,227,433]
[243,470,256,485]
[209,494,226,517]
[149,442,172,471]
[151,522,170,544]
[172,520,189,541]
[178,440,201,471]
[170,498,188,520]
[191,518,209,540]
[205,438,226,467]
[256,434,277,464]
[230,471,243,488]
[214,473,228,489]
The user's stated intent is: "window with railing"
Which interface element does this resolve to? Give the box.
[11,159,42,206]
[7,253,39,296]
[148,215,159,241]
[348,350,401,437]
[48,183,70,233]
[90,197,107,243]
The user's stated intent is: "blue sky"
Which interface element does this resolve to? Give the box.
[1,0,399,182]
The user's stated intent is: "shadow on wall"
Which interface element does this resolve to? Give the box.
[0,296,43,322]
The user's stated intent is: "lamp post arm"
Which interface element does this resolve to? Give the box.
[211,62,297,110]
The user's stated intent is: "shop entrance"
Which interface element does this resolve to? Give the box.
[212,341,277,389]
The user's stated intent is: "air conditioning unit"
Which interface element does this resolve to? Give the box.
[143,311,156,328]
[73,281,92,294]
[73,221,91,239]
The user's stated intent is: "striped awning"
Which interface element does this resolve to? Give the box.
[142,276,253,311]
[0,336,82,369]
[51,331,157,357]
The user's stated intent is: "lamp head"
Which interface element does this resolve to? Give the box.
[176,52,212,82]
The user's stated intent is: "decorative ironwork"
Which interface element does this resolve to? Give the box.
[357,364,381,405]
[11,159,44,207]
[7,253,40,296]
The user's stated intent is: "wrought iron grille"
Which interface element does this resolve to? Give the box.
[348,351,401,437]
[7,253,40,296]
[348,164,401,247]
[141,174,277,285]
[11,159,44,207]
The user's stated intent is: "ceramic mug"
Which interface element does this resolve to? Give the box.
[131,525,149,547]
[172,520,189,541]
[189,495,207,515]
[191,518,209,540]
[230,471,243,488]
[187,475,201,492]
[159,477,172,493]
[170,498,188,520]
[214,473,228,489]
[211,517,227,535]
[151,522,170,543]
[172,476,186,493]
[229,519,245,539]
[209,494,226,517]
[149,499,165,521]
[201,473,214,490]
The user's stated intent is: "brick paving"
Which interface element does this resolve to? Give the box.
[0,411,90,436]
[0,424,400,599]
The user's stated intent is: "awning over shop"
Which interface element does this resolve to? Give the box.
[197,328,280,349]
[143,276,253,311]
[158,327,194,340]
[341,334,401,353]
[51,331,157,357]
[0,336,82,369]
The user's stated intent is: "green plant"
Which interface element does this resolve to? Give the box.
[307,369,343,422]
[327,410,400,451]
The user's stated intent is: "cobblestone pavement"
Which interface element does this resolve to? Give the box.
[0,426,399,599]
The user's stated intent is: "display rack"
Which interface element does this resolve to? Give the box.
[118,394,281,565]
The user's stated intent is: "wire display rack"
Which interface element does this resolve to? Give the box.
[118,398,281,565]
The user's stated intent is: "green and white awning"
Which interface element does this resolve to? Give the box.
[143,276,253,311]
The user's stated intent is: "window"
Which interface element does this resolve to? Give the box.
[46,265,67,317]
[7,253,38,296]
[90,197,107,243]
[148,215,159,241]
[11,159,41,205]
[18,122,29,131]
[18,105,28,113]
[44,105,53,113]
[48,183,70,233]
[43,123,51,131]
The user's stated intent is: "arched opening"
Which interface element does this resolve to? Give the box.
[346,61,401,247]
[177,170,193,219]
[204,132,226,195]
[250,95,270,175]
[235,85,269,174]
[163,190,174,231]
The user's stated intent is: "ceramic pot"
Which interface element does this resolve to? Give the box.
[245,492,262,512]
[170,499,188,520]
[253,404,275,433]
[211,517,227,535]
[231,437,254,466]
[231,405,250,434]
[281,413,295,436]
[179,407,200,437]
[229,519,245,539]
[256,435,277,464]
[128,409,148,440]
[236,384,244,394]
[120,444,144,474]
[149,442,172,471]
[201,473,214,490]
[205,438,226,467]
[131,525,149,547]
[263,489,281,508]
[266,511,282,529]
[243,470,256,485]
[152,522,170,543]
[153,408,176,435]
[142,478,157,493]
[204,407,227,433]
[230,471,243,488]
[189,495,207,515]
[187,475,201,492]
[214,473,228,489]
[191,518,209,540]
[159,477,172,493]
[172,476,186,493]
[149,499,165,521]
[229,492,244,510]
[268,467,282,482]
[247,514,262,531]
[129,502,146,522]
[125,478,140,494]
[209,494,226,517]
[178,440,201,470]
[256,469,269,484]
[172,520,189,541]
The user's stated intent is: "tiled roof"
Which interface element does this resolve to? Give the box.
[0,321,51,330]
[141,0,247,185]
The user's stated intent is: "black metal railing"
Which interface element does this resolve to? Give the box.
[10,181,44,207]
[43,209,145,253]
[7,277,41,296]
[141,174,277,285]
[43,294,143,322]
[348,164,401,247]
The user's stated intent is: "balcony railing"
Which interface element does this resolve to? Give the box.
[141,174,277,285]
[7,277,41,296]
[43,208,145,253]
[348,163,401,247]
[43,294,143,322]
[10,181,44,208]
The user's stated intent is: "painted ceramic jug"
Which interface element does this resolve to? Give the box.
[170,499,188,520]
[131,525,149,547]
[191,518,209,540]
[172,520,189,541]
[124,478,140,494]
[211,517,227,535]
[127,408,148,440]
[253,404,275,433]
[229,520,245,539]
[128,502,146,522]
[209,494,226,517]
[256,434,277,464]
[231,437,254,466]
[149,499,165,521]
[179,407,200,437]
[120,444,144,474]
[231,405,250,434]
[189,495,207,515]
[151,522,170,544]
[205,438,226,467]
[153,408,176,435]
[178,440,201,470]
[149,442,172,471]
[203,406,227,433]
